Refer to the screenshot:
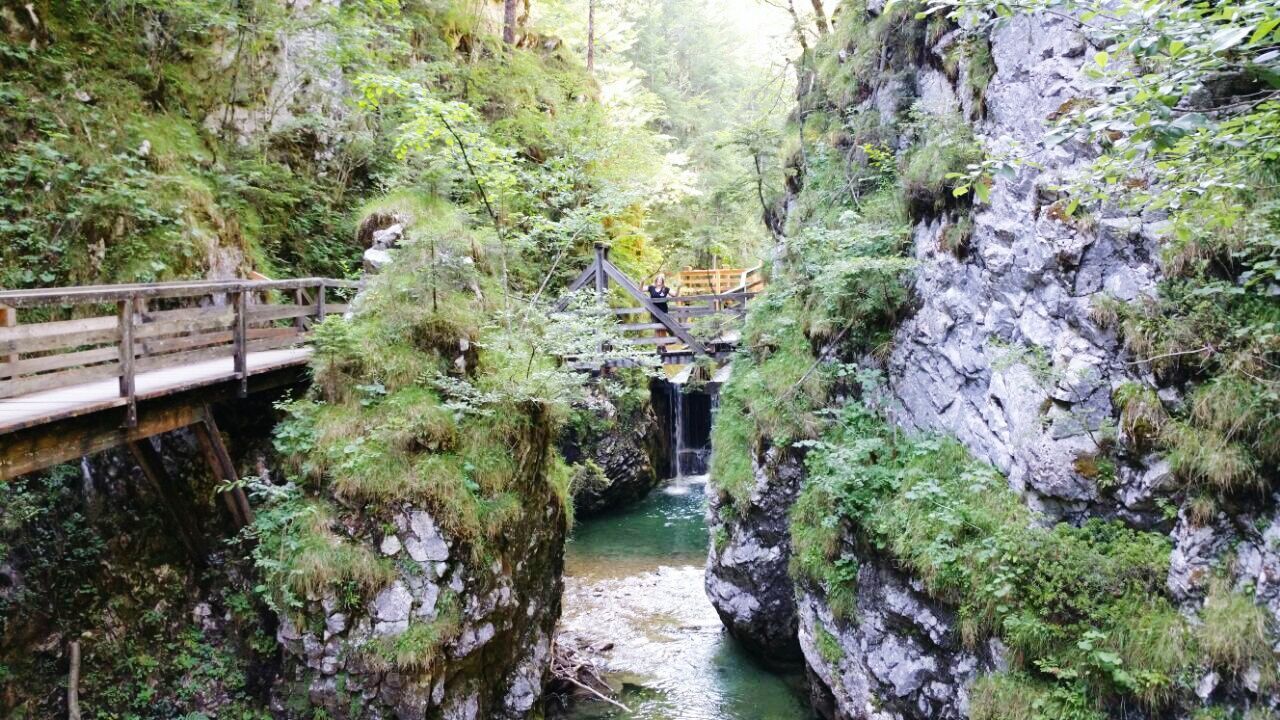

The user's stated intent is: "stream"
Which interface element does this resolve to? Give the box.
[554,474,814,719]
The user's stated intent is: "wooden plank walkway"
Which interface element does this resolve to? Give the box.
[0,347,310,434]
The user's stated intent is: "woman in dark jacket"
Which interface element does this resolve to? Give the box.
[646,273,673,353]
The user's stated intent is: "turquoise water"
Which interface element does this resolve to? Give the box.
[556,476,814,720]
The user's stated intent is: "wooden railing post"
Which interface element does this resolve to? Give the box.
[1,304,15,366]
[231,290,247,397]
[316,282,327,322]
[118,297,137,427]
[293,288,307,332]
[594,243,608,299]
[0,299,15,394]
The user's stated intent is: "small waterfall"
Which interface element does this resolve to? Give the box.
[659,369,717,478]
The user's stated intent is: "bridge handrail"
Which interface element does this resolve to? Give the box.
[0,277,362,308]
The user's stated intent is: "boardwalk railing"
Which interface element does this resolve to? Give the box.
[675,264,766,296]
[0,277,359,426]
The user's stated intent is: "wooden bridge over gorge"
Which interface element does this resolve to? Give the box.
[0,249,762,488]
[557,244,765,368]
[0,277,358,492]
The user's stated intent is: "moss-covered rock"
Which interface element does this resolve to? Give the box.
[558,374,662,517]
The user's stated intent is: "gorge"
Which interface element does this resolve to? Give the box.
[2,1,1279,719]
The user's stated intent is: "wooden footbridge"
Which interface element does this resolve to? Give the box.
[557,244,765,367]
[0,278,358,502]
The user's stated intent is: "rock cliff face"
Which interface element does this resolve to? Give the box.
[887,12,1163,522]
[707,3,1279,718]
[797,560,999,720]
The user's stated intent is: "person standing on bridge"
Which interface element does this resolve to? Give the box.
[646,274,673,354]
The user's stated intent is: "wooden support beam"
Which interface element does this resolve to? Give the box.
[600,260,707,355]
[203,407,253,525]
[127,438,207,565]
[0,365,306,481]
[0,401,204,481]
[195,407,254,529]
[553,264,600,312]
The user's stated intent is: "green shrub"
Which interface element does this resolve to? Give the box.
[1198,579,1278,690]
[788,402,1218,711]
[899,109,983,221]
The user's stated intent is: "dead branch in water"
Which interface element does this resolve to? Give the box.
[550,638,631,713]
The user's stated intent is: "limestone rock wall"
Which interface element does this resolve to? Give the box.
[274,498,566,720]
[887,13,1163,521]
[558,382,662,518]
[708,4,1279,719]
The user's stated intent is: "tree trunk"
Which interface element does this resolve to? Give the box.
[503,0,519,45]
[809,0,830,36]
[587,0,596,73]
[786,0,809,52]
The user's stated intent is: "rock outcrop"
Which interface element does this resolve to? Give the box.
[559,383,662,517]
[273,497,566,720]
[798,560,999,720]
[704,444,805,663]
[887,12,1163,521]
[707,4,1279,719]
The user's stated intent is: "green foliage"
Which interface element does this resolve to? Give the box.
[711,155,912,514]
[247,483,396,618]
[1,464,275,718]
[816,626,845,665]
[0,0,398,288]
[1197,578,1279,691]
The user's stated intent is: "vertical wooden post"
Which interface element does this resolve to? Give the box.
[1,304,16,369]
[67,639,81,720]
[0,305,15,394]
[293,288,307,332]
[118,298,136,428]
[594,243,608,299]
[316,282,327,322]
[231,290,247,398]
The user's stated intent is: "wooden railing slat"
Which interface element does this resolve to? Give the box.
[0,316,117,353]
[0,361,123,398]
[1,346,119,377]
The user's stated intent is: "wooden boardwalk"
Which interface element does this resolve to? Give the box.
[0,253,761,482]
[0,347,309,434]
[0,277,357,485]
